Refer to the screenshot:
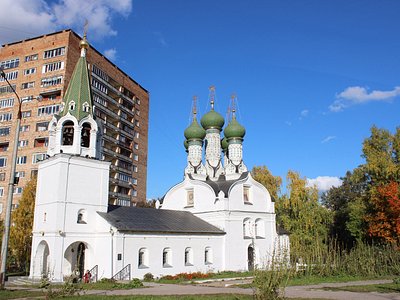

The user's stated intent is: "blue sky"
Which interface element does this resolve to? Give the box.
[1,0,400,198]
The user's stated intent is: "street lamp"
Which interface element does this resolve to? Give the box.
[0,66,23,289]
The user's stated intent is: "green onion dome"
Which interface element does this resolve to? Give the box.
[224,117,246,140]
[221,137,228,151]
[184,139,189,150]
[200,109,225,130]
[184,119,206,141]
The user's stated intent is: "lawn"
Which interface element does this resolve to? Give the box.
[0,289,44,300]
[322,282,400,293]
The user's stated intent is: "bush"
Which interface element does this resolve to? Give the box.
[143,272,154,281]
[127,278,143,288]
[159,272,210,282]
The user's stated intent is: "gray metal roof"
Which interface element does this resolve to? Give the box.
[98,206,225,235]
[189,172,249,196]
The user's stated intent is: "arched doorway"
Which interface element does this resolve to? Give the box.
[64,242,87,279]
[77,243,85,279]
[247,246,254,271]
[32,241,50,278]
[62,121,74,145]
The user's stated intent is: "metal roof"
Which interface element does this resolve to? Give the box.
[98,206,225,235]
[190,172,249,196]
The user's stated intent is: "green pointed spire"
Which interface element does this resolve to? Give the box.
[61,34,93,121]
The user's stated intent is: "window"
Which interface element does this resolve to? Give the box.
[20,125,30,132]
[0,173,5,181]
[133,154,138,161]
[184,247,193,266]
[0,127,10,136]
[36,122,49,131]
[41,76,62,87]
[0,84,16,94]
[0,71,18,82]
[0,113,12,122]
[77,209,87,224]
[92,65,109,82]
[32,153,47,164]
[17,156,27,165]
[255,218,265,238]
[131,189,137,197]
[31,169,38,178]
[138,248,148,268]
[186,189,194,207]
[93,92,108,107]
[37,104,60,116]
[13,187,23,195]
[0,143,8,152]
[25,54,38,62]
[243,218,251,238]
[42,61,64,73]
[134,143,139,150]
[43,47,65,59]
[133,165,138,173]
[82,102,90,113]
[118,159,132,171]
[34,137,48,147]
[0,157,7,167]
[81,123,91,147]
[0,187,3,197]
[18,140,28,147]
[21,111,31,118]
[91,78,108,94]
[162,248,172,267]
[69,101,75,111]
[117,253,122,261]
[205,247,213,264]
[135,120,140,127]
[15,171,25,178]
[21,82,34,89]
[0,58,19,70]
[135,131,139,139]
[132,178,138,185]
[243,186,251,203]
[21,95,34,103]
[118,173,132,183]
[0,98,14,108]
[24,67,36,75]
[62,121,74,145]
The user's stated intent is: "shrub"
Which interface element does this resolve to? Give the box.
[127,278,144,288]
[143,272,154,281]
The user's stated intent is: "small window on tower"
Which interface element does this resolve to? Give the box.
[243,185,251,204]
[69,101,75,111]
[186,189,194,207]
[82,102,90,113]
[77,209,87,224]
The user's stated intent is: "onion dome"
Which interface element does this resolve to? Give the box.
[80,34,89,49]
[200,109,225,131]
[184,139,188,150]
[224,117,246,140]
[184,118,206,141]
[221,137,228,151]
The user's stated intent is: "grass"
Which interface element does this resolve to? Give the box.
[0,289,44,299]
[64,295,254,300]
[322,282,400,293]
[287,274,395,286]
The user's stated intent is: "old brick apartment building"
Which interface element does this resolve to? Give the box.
[0,29,149,215]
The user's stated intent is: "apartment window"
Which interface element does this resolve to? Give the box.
[135,120,140,127]
[0,98,14,108]
[0,173,5,181]
[18,140,28,147]
[0,127,10,136]
[92,65,109,82]
[0,143,8,152]
[0,84,16,94]
[15,171,25,178]
[185,248,193,266]
[36,121,49,132]
[16,156,27,165]
[118,173,132,183]
[25,54,38,62]
[117,186,130,195]
[0,157,7,167]
[162,248,172,267]
[138,248,148,268]
[205,247,213,264]
[32,153,47,164]
[34,137,48,147]
[91,78,108,94]
[24,67,36,75]
[135,132,139,139]
[0,113,12,122]
[20,125,30,132]
[13,187,23,195]
[118,159,132,171]
[21,111,31,118]
[43,47,65,59]
[21,82,34,89]
[120,111,128,120]
[133,165,138,173]
[0,58,19,70]
[93,92,107,107]
[132,178,138,185]
[131,189,137,197]
[136,97,141,105]
[0,187,3,197]
[31,169,38,178]
[133,154,138,161]
[42,61,64,73]
[37,105,60,116]
[21,95,34,103]
[0,71,18,82]
[41,76,62,87]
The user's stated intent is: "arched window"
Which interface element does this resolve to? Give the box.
[81,123,91,148]
[82,102,90,113]
[255,218,265,238]
[138,248,148,268]
[77,209,87,224]
[204,247,213,264]
[243,218,251,238]
[62,121,74,146]
[162,247,172,267]
[184,247,193,266]
[69,101,76,111]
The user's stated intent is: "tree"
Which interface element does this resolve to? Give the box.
[9,177,37,273]
[251,165,282,201]
[276,170,332,259]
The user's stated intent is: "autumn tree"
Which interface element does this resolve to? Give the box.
[9,177,37,273]
[277,170,332,259]
[251,165,282,201]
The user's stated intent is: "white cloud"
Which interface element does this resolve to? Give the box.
[321,136,336,143]
[307,176,342,192]
[329,86,400,112]
[104,48,117,61]
[300,109,309,117]
[0,0,132,45]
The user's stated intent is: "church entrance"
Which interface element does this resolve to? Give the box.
[247,246,254,271]
[33,240,50,277]
[77,243,86,279]
[64,242,87,279]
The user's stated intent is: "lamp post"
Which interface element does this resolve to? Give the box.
[0,66,22,289]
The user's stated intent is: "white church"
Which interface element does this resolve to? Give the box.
[29,35,289,282]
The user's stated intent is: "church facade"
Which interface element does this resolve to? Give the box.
[29,35,289,282]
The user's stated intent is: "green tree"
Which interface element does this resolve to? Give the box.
[277,170,332,259]
[251,165,282,201]
[9,177,37,273]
